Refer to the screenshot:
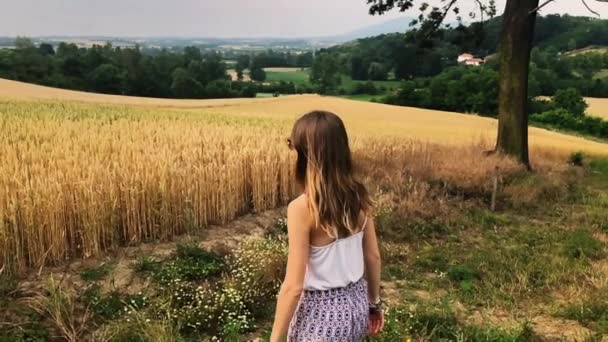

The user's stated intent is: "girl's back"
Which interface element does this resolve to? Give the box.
[270,111,384,342]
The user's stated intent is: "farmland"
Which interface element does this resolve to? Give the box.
[585,97,608,120]
[2,79,608,341]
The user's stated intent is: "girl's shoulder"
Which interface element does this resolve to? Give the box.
[287,195,314,230]
[288,194,309,216]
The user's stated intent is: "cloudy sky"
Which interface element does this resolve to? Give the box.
[0,0,607,38]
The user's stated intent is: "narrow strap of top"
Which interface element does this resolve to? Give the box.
[360,215,369,232]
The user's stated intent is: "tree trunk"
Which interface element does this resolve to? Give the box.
[495,0,539,169]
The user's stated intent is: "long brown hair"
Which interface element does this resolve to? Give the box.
[289,111,371,238]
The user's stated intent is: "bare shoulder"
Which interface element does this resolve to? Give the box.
[287,195,313,230]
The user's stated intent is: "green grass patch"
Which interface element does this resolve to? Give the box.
[82,285,148,320]
[589,158,608,190]
[557,291,608,334]
[563,229,605,260]
[265,70,310,85]
[80,262,115,282]
[374,305,536,341]
[141,244,224,286]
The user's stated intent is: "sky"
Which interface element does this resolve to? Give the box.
[0,0,607,38]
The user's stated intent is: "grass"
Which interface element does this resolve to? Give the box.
[260,68,401,97]
[80,263,115,282]
[133,244,224,286]
[265,69,310,85]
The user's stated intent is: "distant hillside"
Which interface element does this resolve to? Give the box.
[472,14,608,54]
[328,17,416,42]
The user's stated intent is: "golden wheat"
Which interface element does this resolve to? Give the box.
[1,79,607,274]
[585,97,608,119]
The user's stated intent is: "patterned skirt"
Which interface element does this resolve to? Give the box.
[288,278,368,341]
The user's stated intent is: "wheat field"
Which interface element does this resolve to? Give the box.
[1,78,607,273]
[585,97,608,119]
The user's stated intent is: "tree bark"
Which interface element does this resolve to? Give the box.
[495,0,539,169]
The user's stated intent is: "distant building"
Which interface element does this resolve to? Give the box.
[457,53,475,64]
[458,53,485,67]
[464,58,484,66]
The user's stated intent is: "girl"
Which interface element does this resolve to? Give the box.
[270,111,384,342]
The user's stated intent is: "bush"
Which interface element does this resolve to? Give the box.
[553,87,588,117]
[569,151,585,166]
[530,109,608,140]
[351,81,379,95]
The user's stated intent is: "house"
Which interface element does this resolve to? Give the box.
[458,53,485,67]
[464,58,484,66]
[457,53,475,63]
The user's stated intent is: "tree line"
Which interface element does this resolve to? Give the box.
[0,38,315,99]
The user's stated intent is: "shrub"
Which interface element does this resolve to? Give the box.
[569,151,585,166]
[351,81,379,95]
[553,87,588,117]
[530,109,608,140]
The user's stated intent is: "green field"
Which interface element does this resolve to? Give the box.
[263,68,401,100]
[265,69,310,85]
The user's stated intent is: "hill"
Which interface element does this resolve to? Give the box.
[329,17,415,42]
[2,78,606,155]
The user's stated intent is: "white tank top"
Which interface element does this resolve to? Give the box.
[303,216,368,291]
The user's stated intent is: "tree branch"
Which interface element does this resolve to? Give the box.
[474,0,485,22]
[529,0,558,14]
[431,0,459,30]
[581,0,601,16]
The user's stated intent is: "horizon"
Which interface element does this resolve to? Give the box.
[1,0,607,38]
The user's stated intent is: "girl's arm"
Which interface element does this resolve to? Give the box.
[363,217,381,304]
[270,199,311,342]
